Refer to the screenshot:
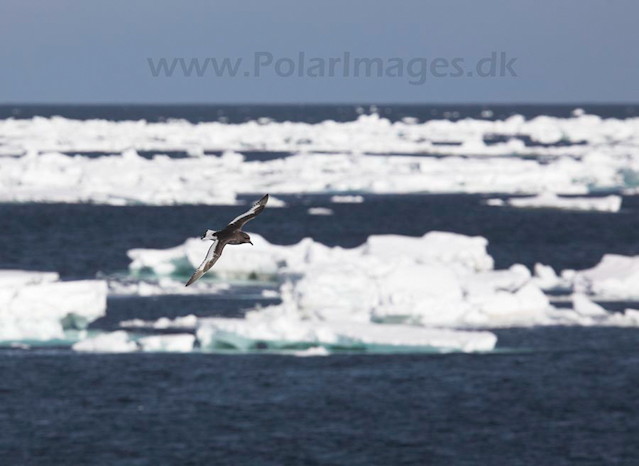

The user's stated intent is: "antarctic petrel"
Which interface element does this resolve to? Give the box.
[185,194,269,286]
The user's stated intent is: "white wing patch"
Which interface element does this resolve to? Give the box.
[229,201,261,226]
[198,238,220,270]
[186,238,221,286]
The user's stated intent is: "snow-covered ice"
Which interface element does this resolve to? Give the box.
[486,193,622,212]
[330,195,364,203]
[572,254,639,299]
[2,113,639,157]
[138,334,195,353]
[73,331,195,353]
[128,231,639,332]
[2,112,639,204]
[196,317,497,353]
[120,314,198,330]
[293,346,330,357]
[0,270,107,342]
[72,331,138,353]
[307,207,334,216]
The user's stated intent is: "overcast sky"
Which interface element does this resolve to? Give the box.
[1,0,638,104]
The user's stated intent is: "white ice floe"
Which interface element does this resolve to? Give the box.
[307,207,334,216]
[0,270,107,342]
[72,331,138,353]
[572,254,639,299]
[571,293,608,317]
[0,149,629,204]
[2,113,639,156]
[293,346,330,357]
[533,263,562,290]
[267,196,288,207]
[138,334,195,353]
[330,195,364,203]
[196,318,497,353]
[3,111,639,204]
[128,231,493,282]
[486,193,622,212]
[120,314,198,330]
[129,231,639,332]
[610,309,639,326]
[72,331,196,353]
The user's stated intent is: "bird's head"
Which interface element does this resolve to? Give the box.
[242,232,253,245]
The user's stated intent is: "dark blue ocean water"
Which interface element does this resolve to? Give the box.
[1,103,638,123]
[1,105,639,465]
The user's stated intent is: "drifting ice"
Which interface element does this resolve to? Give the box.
[138,334,195,353]
[573,255,639,299]
[196,318,497,353]
[72,331,137,353]
[128,231,639,333]
[2,113,639,204]
[0,270,107,342]
[486,193,622,212]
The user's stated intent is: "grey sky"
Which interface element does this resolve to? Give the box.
[1,0,638,104]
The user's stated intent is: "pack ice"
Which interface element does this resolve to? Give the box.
[486,193,623,212]
[1,112,639,204]
[123,229,639,353]
[0,270,107,342]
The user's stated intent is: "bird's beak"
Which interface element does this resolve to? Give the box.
[200,236,206,240]
[249,241,254,246]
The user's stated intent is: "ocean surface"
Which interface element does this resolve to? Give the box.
[1,105,639,465]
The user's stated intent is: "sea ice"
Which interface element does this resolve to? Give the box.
[307,207,334,215]
[196,317,497,353]
[138,334,195,353]
[127,231,639,330]
[0,270,107,342]
[572,254,639,299]
[72,331,138,353]
[120,314,198,329]
[293,346,330,357]
[2,111,639,204]
[330,195,364,203]
[2,112,639,157]
[486,193,622,212]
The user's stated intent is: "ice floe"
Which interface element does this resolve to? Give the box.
[196,318,497,353]
[572,255,639,299]
[72,331,138,353]
[2,112,639,204]
[307,207,334,216]
[486,193,622,212]
[66,228,639,354]
[330,195,365,203]
[120,314,198,330]
[2,113,639,156]
[0,149,630,204]
[0,270,107,342]
[72,330,196,353]
[293,346,330,357]
[127,232,639,333]
[138,334,195,353]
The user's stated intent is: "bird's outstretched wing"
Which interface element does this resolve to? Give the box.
[224,194,269,231]
[185,238,226,286]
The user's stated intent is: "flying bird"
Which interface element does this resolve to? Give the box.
[185,194,269,286]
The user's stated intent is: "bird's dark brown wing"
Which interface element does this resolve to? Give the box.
[185,238,226,286]
[223,194,269,231]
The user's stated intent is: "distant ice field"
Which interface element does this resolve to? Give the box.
[2,106,639,204]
